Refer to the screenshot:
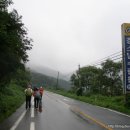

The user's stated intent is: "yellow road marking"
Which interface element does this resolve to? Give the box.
[71,107,113,130]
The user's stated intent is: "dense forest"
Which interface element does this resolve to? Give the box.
[0,0,32,89]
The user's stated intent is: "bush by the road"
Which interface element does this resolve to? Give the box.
[0,84,25,123]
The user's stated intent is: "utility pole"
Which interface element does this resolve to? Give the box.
[77,64,83,96]
[78,64,81,88]
[56,71,59,89]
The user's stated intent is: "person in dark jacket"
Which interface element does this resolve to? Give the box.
[33,87,41,109]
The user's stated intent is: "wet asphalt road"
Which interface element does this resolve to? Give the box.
[0,91,130,130]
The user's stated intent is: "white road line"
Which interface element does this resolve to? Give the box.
[96,105,130,118]
[31,108,34,118]
[58,100,70,108]
[10,111,26,130]
[107,108,130,118]
[30,122,35,130]
[63,98,69,101]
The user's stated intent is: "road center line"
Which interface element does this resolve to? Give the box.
[30,122,35,130]
[31,108,34,118]
[10,110,26,130]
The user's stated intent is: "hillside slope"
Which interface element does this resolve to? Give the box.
[30,72,71,90]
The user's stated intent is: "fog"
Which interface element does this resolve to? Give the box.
[11,0,130,74]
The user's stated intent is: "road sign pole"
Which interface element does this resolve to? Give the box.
[122,23,130,107]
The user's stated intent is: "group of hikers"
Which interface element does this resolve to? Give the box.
[24,85,44,110]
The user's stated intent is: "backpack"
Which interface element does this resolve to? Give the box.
[35,91,41,99]
[25,88,32,96]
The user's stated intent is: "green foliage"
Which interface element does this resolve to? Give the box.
[12,68,31,87]
[0,83,25,122]
[70,59,122,96]
[0,0,32,87]
[0,0,12,11]
[101,59,122,96]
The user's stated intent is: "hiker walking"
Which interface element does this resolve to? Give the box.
[25,85,33,109]
[33,87,41,109]
[39,86,44,99]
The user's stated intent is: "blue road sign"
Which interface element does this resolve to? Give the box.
[122,23,130,93]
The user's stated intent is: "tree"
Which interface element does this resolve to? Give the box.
[70,66,101,94]
[12,68,31,87]
[70,59,123,96]
[80,66,101,94]
[101,59,122,96]
[70,73,79,92]
[0,0,12,11]
[0,0,33,87]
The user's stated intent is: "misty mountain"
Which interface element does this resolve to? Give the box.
[30,71,71,90]
[29,64,72,81]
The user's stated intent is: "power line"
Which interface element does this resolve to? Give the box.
[92,56,122,66]
[85,51,122,67]
[90,51,122,65]
[111,56,122,61]
[94,54,122,65]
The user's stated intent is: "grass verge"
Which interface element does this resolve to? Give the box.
[47,88,130,115]
[0,84,25,123]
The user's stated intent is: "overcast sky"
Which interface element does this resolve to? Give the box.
[11,0,130,73]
